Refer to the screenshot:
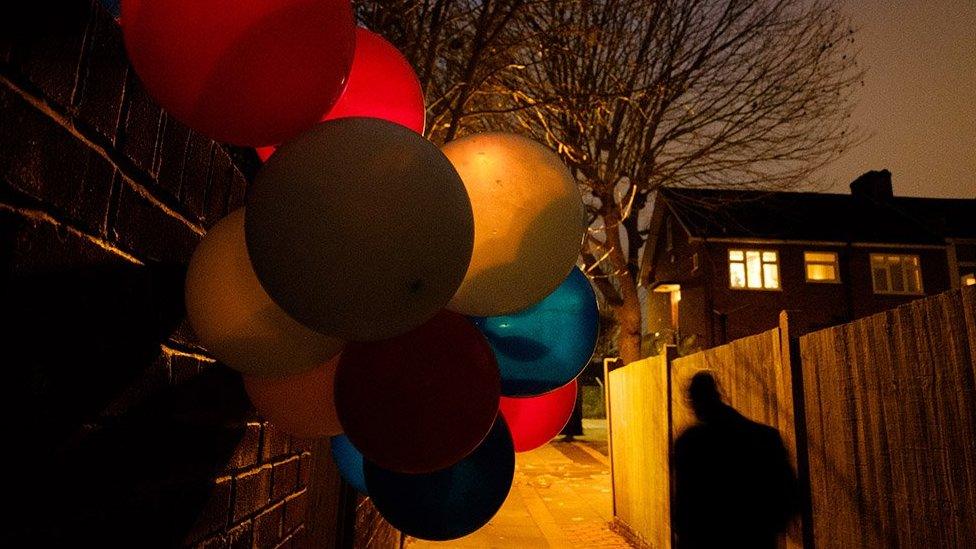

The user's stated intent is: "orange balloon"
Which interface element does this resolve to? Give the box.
[243,356,342,438]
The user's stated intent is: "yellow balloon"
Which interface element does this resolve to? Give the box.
[441,133,585,316]
[185,209,344,376]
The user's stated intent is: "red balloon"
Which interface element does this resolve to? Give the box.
[499,379,578,452]
[122,0,355,146]
[243,356,342,438]
[335,311,500,474]
[256,27,424,161]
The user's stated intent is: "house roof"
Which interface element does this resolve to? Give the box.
[659,187,976,245]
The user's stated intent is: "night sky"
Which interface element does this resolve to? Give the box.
[813,0,975,198]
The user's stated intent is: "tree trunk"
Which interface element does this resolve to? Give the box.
[613,286,642,364]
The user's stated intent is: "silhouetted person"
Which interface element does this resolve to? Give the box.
[672,372,798,549]
[560,385,584,441]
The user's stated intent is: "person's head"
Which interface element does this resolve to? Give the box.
[688,371,723,421]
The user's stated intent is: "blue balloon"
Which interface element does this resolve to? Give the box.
[331,434,367,495]
[364,417,515,541]
[471,267,599,396]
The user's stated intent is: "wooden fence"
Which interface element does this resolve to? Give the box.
[800,287,976,548]
[606,286,976,548]
[605,351,672,548]
[671,313,803,549]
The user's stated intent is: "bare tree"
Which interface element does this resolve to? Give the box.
[503,0,862,362]
[357,0,558,143]
[361,0,861,363]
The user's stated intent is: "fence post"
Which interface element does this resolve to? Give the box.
[663,345,678,548]
[779,312,814,549]
[603,357,619,519]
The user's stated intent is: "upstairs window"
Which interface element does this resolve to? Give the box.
[870,254,923,295]
[729,249,779,290]
[805,251,840,283]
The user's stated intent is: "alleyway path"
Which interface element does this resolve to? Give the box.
[408,420,632,548]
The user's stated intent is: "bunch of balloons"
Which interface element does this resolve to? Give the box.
[123,0,598,540]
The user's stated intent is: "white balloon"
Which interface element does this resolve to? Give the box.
[185,209,343,376]
[245,118,474,341]
[441,133,585,316]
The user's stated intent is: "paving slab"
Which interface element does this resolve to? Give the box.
[408,420,631,548]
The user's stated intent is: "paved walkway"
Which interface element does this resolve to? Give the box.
[408,420,632,548]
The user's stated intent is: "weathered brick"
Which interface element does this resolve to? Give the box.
[184,476,232,544]
[170,353,202,385]
[0,85,115,235]
[111,176,201,262]
[232,465,271,521]
[156,114,190,200]
[168,316,206,351]
[283,490,307,534]
[181,134,215,221]
[1,1,283,543]
[227,422,262,471]
[119,71,163,176]
[227,519,253,549]
[1,207,183,450]
[6,0,90,110]
[287,526,306,549]
[204,147,233,227]
[98,350,170,418]
[262,423,290,462]
[194,533,226,549]
[226,168,248,212]
[271,456,300,502]
[253,500,284,548]
[289,436,314,454]
[298,452,313,488]
[74,5,127,144]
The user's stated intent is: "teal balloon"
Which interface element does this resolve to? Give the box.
[471,267,599,396]
[364,417,515,541]
[331,434,367,495]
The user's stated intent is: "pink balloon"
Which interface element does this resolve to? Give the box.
[257,27,424,160]
[499,379,578,452]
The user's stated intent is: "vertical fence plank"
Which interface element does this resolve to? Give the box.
[607,354,671,548]
[799,329,829,548]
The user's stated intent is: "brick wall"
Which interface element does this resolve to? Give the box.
[1,1,320,546]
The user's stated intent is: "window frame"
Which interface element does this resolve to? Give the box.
[728,248,781,291]
[804,251,841,284]
[870,253,924,295]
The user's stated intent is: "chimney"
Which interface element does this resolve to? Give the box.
[850,169,893,201]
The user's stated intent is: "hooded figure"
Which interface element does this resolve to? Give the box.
[672,371,799,549]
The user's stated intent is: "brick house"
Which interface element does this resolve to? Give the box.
[640,170,976,351]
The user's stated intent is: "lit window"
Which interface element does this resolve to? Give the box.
[870,254,923,295]
[963,273,975,286]
[729,249,779,289]
[805,251,840,283]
